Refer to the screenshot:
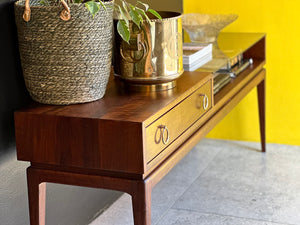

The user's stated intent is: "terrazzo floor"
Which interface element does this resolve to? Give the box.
[89,139,300,225]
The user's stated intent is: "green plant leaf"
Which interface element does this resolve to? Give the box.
[73,0,82,3]
[129,6,143,28]
[98,0,106,10]
[121,0,129,11]
[136,7,151,24]
[148,9,162,20]
[120,1,129,16]
[40,0,49,5]
[85,1,100,18]
[136,1,149,11]
[114,0,162,43]
[118,5,129,25]
[117,20,130,43]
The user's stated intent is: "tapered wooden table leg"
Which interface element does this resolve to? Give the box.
[27,167,46,225]
[257,78,266,152]
[131,181,152,225]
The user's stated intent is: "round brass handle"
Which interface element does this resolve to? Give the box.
[161,125,169,145]
[155,125,170,145]
[203,94,209,110]
[120,41,147,63]
[196,94,209,110]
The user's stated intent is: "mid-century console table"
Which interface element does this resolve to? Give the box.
[14,33,266,225]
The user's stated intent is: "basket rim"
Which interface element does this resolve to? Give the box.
[14,0,114,8]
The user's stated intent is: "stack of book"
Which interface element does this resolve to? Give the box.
[183,43,213,71]
[213,72,232,94]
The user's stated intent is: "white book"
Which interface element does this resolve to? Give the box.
[183,53,213,71]
[183,43,213,65]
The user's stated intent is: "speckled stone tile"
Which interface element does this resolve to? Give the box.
[151,139,222,223]
[173,140,300,225]
[89,194,134,225]
[156,208,290,225]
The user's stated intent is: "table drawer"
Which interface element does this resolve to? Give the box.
[145,78,213,164]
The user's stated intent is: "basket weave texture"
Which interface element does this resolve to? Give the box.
[14,0,114,105]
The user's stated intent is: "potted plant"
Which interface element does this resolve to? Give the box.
[113,9,183,90]
[14,0,161,105]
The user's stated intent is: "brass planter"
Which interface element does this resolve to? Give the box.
[113,11,183,91]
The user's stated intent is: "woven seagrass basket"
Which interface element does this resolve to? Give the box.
[14,0,114,105]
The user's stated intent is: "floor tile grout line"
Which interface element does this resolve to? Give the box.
[153,144,225,225]
[167,139,268,212]
[167,207,297,225]
[166,141,300,225]
[166,141,272,224]
[169,144,224,201]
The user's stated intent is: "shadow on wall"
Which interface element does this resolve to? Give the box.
[0,0,30,156]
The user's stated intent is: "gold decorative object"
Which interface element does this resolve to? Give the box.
[114,11,183,91]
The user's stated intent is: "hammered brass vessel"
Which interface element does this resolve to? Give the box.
[113,11,183,91]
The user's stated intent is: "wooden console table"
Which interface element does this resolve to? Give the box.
[14,33,266,225]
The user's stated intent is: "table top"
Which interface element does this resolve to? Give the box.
[16,71,212,126]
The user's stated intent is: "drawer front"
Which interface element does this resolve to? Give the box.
[145,79,213,164]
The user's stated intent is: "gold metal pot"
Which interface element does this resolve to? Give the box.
[113,11,183,91]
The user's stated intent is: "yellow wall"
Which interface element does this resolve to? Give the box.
[184,0,300,145]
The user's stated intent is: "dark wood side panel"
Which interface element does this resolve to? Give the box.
[244,36,266,61]
[15,113,144,174]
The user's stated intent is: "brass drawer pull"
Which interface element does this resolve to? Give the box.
[161,126,169,144]
[196,94,209,110]
[203,94,209,110]
[155,125,170,145]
